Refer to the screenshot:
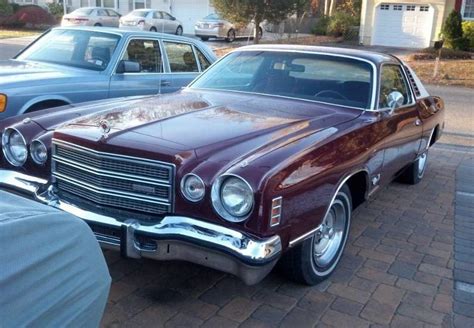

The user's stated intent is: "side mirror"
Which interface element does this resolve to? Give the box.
[387,91,404,112]
[171,16,176,21]
[116,60,141,73]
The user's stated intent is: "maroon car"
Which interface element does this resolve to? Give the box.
[0,45,444,285]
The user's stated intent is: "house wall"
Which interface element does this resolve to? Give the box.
[359,0,451,46]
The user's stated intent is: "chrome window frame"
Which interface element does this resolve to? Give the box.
[376,62,416,112]
[112,36,165,75]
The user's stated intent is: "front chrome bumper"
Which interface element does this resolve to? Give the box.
[0,170,281,285]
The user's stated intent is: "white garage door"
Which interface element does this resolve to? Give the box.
[372,3,434,48]
[171,0,211,34]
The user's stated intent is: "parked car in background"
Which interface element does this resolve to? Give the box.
[194,13,262,42]
[119,9,183,35]
[0,45,444,285]
[0,26,216,121]
[61,7,121,27]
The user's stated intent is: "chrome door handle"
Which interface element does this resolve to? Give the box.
[160,81,171,86]
[415,119,422,126]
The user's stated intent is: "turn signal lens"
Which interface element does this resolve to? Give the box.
[0,94,7,112]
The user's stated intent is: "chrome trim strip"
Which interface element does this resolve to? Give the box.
[289,169,368,247]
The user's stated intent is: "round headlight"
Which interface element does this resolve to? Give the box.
[181,173,205,202]
[30,140,48,165]
[2,128,27,166]
[211,175,254,222]
[221,177,254,217]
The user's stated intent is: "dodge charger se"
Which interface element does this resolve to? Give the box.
[0,45,444,285]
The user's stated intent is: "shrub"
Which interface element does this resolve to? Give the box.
[1,5,56,28]
[462,21,474,50]
[0,0,13,16]
[407,47,473,60]
[327,12,359,37]
[47,2,63,20]
[442,10,468,50]
[312,16,330,35]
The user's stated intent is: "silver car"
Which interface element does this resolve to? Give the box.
[119,9,183,35]
[194,13,262,42]
[61,7,121,27]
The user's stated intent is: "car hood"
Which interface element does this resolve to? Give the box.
[52,89,362,162]
[0,60,79,85]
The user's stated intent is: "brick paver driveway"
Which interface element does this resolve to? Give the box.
[101,146,473,328]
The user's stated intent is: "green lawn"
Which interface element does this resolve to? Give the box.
[0,29,40,39]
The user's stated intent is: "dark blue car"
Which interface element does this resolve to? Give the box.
[0,27,217,120]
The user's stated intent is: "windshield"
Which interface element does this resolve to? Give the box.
[72,8,94,15]
[15,29,121,71]
[203,13,220,20]
[190,51,374,109]
[129,10,150,17]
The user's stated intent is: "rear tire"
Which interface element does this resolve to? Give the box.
[281,185,352,285]
[200,36,209,41]
[226,29,236,42]
[397,152,428,185]
[150,27,157,32]
[94,23,102,27]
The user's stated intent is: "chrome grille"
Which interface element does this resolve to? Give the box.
[52,140,175,215]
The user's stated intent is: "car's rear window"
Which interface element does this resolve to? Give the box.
[72,8,93,15]
[130,10,149,17]
[15,29,121,71]
[203,13,220,20]
[190,51,374,110]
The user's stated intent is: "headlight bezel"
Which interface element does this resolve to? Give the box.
[30,139,48,165]
[180,173,206,202]
[2,127,28,167]
[211,173,254,222]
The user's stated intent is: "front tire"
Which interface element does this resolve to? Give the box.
[150,27,157,32]
[175,26,183,35]
[200,36,209,41]
[398,152,428,185]
[282,185,352,285]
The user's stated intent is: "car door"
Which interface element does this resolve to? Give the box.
[378,64,423,183]
[162,12,176,33]
[109,38,173,97]
[162,41,201,92]
[96,9,110,26]
[106,9,120,27]
[152,11,165,32]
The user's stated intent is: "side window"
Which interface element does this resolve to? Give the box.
[164,42,199,73]
[379,65,412,108]
[97,9,107,16]
[107,9,119,17]
[153,11,162,19]
[162,12,172,20]
[121,39,162,73]
[195,47,211,71]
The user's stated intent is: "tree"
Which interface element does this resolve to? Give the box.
[211,0,301,44]
[442,10,468,50]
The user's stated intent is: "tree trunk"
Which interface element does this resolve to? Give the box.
[254,18,261,44]
[324,0,329,16]
[329,0,336,16]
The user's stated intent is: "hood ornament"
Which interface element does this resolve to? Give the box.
[99,120,112,139]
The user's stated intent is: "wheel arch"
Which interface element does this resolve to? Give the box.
[20,96,71,114]
[288,168,369,248]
